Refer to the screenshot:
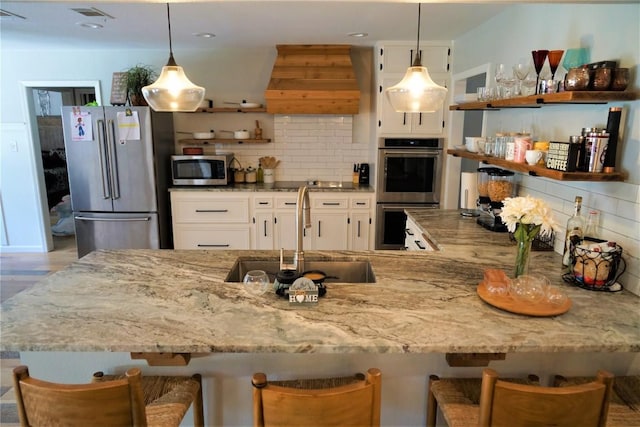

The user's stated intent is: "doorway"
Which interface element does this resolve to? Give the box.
[21,80,102,252]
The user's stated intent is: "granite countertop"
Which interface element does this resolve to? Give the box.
[169,181,374,193]
[1,211,638,354]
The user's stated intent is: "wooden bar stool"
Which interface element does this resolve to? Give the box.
[427,368,613,427]
[13,365,204,427]
[252,368,381,427]
[554,374,638,427]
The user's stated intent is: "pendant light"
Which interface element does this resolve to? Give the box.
[142,3,205,112]
[385,3,447,113]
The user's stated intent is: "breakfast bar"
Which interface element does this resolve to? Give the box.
[2,210,638,426]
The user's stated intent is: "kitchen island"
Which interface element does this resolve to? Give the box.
[2,210,638,426]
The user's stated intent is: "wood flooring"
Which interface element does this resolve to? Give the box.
[0,235,77,426]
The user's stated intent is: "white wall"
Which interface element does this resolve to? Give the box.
[451,3,639,295]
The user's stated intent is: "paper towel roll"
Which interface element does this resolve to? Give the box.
[460,172,479,209]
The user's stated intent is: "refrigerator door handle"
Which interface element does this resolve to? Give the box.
[107,119,121,200]
[96,119,111,199]
[74,215,152,222]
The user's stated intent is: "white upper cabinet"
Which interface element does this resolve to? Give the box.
[378,44,450,74]
[376,42,451,137]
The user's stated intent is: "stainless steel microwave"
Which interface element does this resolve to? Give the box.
[171,153,234,186]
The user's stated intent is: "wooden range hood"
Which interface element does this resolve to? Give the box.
[265,44,360,115]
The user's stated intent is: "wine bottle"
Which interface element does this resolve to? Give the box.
[562,196,586,270]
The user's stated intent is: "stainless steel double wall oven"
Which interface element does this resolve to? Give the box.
[375,138,443,249]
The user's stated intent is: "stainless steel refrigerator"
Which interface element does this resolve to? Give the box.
[61,106,174,257]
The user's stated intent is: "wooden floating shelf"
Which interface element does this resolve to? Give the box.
[179,138,271,145]
[447,149,626,182]
[195,107,267,113]
[450,91,637,110]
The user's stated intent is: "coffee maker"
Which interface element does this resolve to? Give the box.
[476,168,514,232]
[358,163,370,185]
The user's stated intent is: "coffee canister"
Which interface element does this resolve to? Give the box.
[585,132,609,173]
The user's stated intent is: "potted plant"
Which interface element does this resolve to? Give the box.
[125,64,156,106]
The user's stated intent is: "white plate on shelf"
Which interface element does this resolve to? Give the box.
[454,145,466,151]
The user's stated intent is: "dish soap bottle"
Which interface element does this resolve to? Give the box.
[562,196,585,271]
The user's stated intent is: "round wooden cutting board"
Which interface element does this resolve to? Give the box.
[477,282,572,317]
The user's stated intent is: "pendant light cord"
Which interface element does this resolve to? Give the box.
[413,3,422,67]
[165,3,177,66]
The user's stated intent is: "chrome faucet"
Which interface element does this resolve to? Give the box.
[293,185,311,273]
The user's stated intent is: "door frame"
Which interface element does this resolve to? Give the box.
[20,80,102,251]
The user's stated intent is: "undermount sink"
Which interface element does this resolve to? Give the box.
[225,259,376,283]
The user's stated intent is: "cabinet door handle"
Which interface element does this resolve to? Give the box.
[418,113,423,125]
[405,228,414,236]
[195,209,228,213]
[197,244,230,248]
[415,241,426,250]
[258,201,269,205]
[263,220,268,237]
[318,221,321,237]
[403,113,407,125]
[284,202,296,206]
[322,202,341,206]
[357,220,361,238]
[356,202,366,206]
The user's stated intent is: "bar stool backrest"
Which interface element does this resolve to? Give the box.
[479,368,614,427]
[13,365,147,427]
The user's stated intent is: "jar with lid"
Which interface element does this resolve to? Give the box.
[513,134,532,163]
[245,166,257,183]
[504,133,517,161]
[487,169,515,203]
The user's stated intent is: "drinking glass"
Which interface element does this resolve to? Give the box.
[243,270,270,295]
[513,63,531,96]
[495,64,507,99]
[548,50,564,81]
[531,50,549,94]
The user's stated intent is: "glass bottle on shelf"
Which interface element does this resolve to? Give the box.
[562,196,585,270]
[584,210,601,241]
[257,161,264,183]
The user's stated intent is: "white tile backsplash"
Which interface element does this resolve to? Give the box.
[227,115,370,182]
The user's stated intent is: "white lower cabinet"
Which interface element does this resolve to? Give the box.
[404,216,435,251]
[349,196,373,250]
[171,191,375,250]
[171,192,252,250]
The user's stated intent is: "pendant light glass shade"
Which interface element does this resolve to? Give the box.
[386,65,447,112]
[385,3,447,113]
[142,4,205,112]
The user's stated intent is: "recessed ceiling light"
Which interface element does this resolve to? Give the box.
[77,22,103,29]
[347,32,368,38]
[194,33,216,38]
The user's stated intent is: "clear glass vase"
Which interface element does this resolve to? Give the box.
[513,223,540,278]
[514,237,532,277]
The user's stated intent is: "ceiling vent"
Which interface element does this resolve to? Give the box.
[71,7,114,19]
[265,45,360,115]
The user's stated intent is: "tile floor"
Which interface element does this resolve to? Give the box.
[0,235,77,426]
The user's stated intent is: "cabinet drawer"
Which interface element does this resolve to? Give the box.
[173,198,249,223]
[173,225,251,249]
[276,197,298,209]
[350,198,371,209]
[254,196,274,209]
[313,198,348,209]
